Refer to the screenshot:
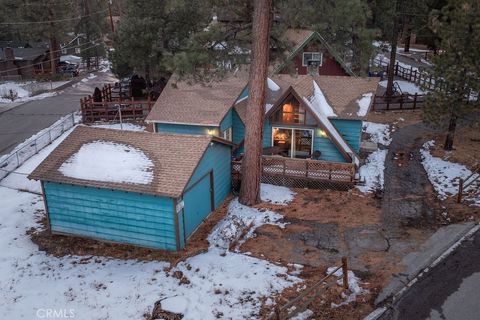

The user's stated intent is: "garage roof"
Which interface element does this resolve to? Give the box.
[29,126,230,198]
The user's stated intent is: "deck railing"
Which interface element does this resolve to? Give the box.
[232,156,356,190]
[80,84,154,123]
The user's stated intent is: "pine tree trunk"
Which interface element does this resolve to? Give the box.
[444,113,457,151]
[385,0,402,97]
[49,36,58,75]
[238,0,272,206]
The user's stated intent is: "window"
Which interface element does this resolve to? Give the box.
[61,48,67,54]
[221,127,232,141]
[75,47,81,54]
[272,96,306,124]
[302,52,322,67]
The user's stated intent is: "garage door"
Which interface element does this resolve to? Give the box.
[183,173,213,238]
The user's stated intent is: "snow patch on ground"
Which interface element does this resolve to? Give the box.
[208,198,286,251]
[421,141,479,205]
[59,141,154,185]
[260,183,295,205]
[356,92,373,117]
[81,73,97,82]
[357,122,391,193]
[290,309,314,320]
[0,81,59,103]
[357,150,388,193]
[379,80,425,95]
[363,122,392,146]
[326,267,368,308]
[164,250,300,319]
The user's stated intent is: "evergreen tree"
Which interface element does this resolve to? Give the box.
[75,0,107,68]
[111,0,210,81]
[423,0,480,150]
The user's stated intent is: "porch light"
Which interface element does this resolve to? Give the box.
[207,129,218,136]
[317,129,328,137]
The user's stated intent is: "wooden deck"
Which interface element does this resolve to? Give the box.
[232,156,356,190]
[80,84,154,123]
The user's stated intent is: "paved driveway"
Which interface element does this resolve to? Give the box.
[0,71,117,155]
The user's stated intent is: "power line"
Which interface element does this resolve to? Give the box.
[0,9,108,25]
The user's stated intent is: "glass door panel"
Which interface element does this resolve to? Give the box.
[292,129,312,159]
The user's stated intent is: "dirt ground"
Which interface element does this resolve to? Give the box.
[241,188,432,320]
[366,109,423,128]
[429,123,480,169]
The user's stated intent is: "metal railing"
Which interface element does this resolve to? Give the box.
[0,112,80,181]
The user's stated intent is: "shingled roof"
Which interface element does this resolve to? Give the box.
[234,75,379,123]
[29,126,229,198]
[146,72,249,126]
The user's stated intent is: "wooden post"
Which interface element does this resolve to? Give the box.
[413,93,418,109]
[342,257,349,290]
[457,178,464,203]
[409,66,413,81]
[395,62,399,76]
[400,96,404,110]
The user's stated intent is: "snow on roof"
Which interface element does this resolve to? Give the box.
[59,141,154,185]
[356,92,373,117]
[267,78,280,91]
[303,80,359,165]
[309,81,337,117]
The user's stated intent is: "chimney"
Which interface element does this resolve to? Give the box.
[4,47,14,60]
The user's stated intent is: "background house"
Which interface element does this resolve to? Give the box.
[0,46,51,80]
[275,29,354,77]
[29,126,233,251]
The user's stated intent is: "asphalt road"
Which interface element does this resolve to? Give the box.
[381,228,480,320]
[0,71,117,156]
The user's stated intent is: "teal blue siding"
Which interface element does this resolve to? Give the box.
[184,174,212,237]
[44,182,178,250]
[187,142,231,208]
[263,120,272,148]
[155,123,217,135]
[237,86,248,101]
[220,109,233,132]
[331,119,362,154]
[232,109,245,155]
[313,129,347,163]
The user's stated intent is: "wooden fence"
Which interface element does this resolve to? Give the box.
[372,57,436,91]
[372,93,426,111]
[80,84,154,123]
[232,156,356,191]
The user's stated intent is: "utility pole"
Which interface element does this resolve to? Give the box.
[108,0,115,33]
[385,0,403,97]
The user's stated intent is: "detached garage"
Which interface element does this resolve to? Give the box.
[28,126,232,251]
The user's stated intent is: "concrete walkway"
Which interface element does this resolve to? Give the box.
[0,71,117,156]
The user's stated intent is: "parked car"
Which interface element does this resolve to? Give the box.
[59,63,79,77]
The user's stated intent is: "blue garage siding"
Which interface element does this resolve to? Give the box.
[186,142,231,208]
[331,119,362,154]
[313,129,347,163]
[183,174,212,237]
[155,123,217,135]
[44,182,178,250]
[232,109,245,155]
[220,109,233,132]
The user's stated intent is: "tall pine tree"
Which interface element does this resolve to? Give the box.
[423,0,480,150]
